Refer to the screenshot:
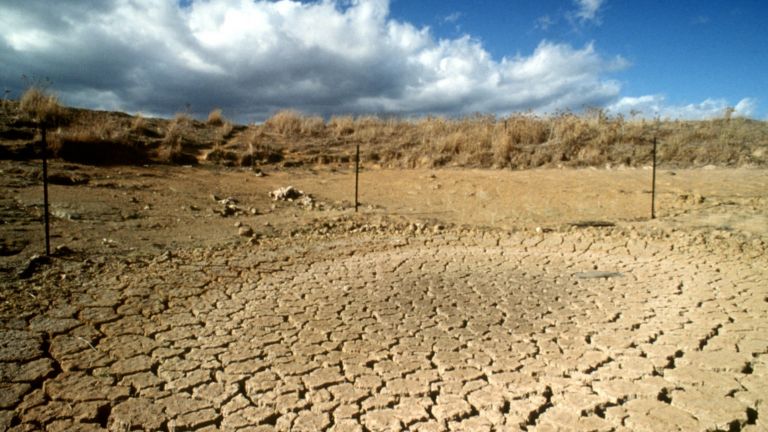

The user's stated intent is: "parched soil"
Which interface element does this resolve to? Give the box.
[1,161,767,431]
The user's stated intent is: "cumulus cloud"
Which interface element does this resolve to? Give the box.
[0,0,628,122]
[608,95,758,119]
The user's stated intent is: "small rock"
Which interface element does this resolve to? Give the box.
[218,197,238,206]
[234,221,242,228]
[238,226,254,237]
[220,206,236,217]
[53,245,74,257]
[51,209,81,221]
[269,186,304,201]
[18,254,51,279]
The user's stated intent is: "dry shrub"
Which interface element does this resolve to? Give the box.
[265,110,303,135]
[503,115,550,145]
[264,110,326,136]
[163,119,183,147]
[300,115,325,136]
[329,115,355,137]
[155,115,197,164]
[491,129,514,167]
[131,113,145,131]
[550,114,593,151]
[220,121,234,140]
[404,116,496,167]
[352,116,385,142]
[176,112,193,121]
[20,87,63,126]
[238,127,283,166]
[207,108,225,126]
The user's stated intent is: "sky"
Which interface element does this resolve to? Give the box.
[1,0,766,123]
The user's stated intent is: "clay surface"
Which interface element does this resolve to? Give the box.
[1,161,766,431]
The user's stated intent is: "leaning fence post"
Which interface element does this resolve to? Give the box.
[41,126,51,255]
[651,136,657,219]
[354,142,360,212]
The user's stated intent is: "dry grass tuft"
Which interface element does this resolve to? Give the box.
[20,87,63,126]
[207,108,225,126]
[156,115,196,164]
[329,115,355,137]
[265,110,303,135]
[131,113,146,131]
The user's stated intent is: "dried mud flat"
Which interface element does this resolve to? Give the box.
[1,161,767,431]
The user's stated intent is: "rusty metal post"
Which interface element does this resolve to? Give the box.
[354,142,360,212]
[41,126,51,255]
[651,136,657,219]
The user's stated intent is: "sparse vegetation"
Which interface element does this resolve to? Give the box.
[206,108,225,126]
[131,113,146,131]
[20,86,62,126]
[1,99,766,168]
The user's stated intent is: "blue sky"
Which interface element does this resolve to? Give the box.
[390,0,767,118]
[1,0,765,121]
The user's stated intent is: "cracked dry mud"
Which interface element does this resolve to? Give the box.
[2,163,768,431]
[2,228,767,431]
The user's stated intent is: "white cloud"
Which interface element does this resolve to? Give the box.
[0,0,627,122]
[443,12,462,24]
[574,0,605,22]
[734,98,758,117]
[535,15,554,30]
[608,95,758,119]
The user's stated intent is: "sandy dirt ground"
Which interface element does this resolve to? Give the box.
[1,160,767,431]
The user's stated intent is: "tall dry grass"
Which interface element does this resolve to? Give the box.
[6,98,765,168]
[254,109,767,168]
[20,87,63,126]
[206,108,225,126]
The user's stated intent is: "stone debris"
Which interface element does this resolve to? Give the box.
[269,186,321,209]
[217,196,238,206]
[1,229,765,431]
[212,195,244,217]
[237,226,254,237]
[50,208,81,221]
[269,186,305,201]
[17,254,51,279]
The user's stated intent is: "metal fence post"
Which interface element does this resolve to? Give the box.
[42,126,51,255]
[651,136,657,219]
[354,142,360,212]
